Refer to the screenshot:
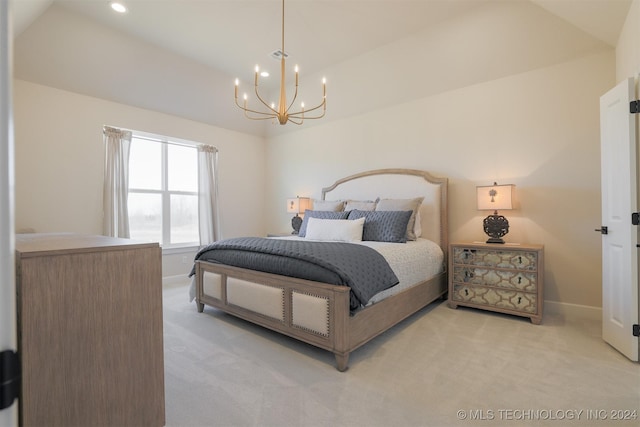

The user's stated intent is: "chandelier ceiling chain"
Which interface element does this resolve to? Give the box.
[234,0,326,125]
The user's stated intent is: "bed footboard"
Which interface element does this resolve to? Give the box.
[196,260,353,370]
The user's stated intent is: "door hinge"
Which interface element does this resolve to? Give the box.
[633,212,640,226]
[0,350,20,410]
[634,324,640,337]
[632,100,640,114]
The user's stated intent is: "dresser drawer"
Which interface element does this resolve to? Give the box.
[448,242,544,324]
[452,284,537,314]
[452,247,538,271]
[452,266,537,292]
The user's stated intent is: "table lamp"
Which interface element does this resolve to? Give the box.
[287,196,311,234]
[476,182,515,244]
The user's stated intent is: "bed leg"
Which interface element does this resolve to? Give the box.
[335,353,349,372]
[196,301,204,313]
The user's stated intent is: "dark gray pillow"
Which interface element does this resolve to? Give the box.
[299,210,349,237]
[347,210,413,243]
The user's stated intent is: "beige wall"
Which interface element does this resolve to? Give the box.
[265,50,614,310]
[616,0,640,84]
[13,80,266,278]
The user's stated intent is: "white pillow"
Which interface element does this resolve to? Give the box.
[304,217,365,242]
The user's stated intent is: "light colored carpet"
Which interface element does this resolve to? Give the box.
[162,283,640,427]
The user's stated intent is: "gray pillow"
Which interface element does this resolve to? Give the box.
[299,210,350,237]
[347,210,413,243]
[375,197,424,240]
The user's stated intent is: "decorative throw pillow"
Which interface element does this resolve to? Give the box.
[298,210,350,237]
[344,199,378,211]
[312,199,345,212]
[305,217,365,242]
[375,197,424,240]
[347,210,413,243]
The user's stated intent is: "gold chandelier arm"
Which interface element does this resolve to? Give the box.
[234,96,275,117]
[240,105,277,121]
[235,96,279,121]
[253,83,278,115]
[243,112,277,121]
[287,116,304,125]
[288,99,326,119]
[286,80,299,113]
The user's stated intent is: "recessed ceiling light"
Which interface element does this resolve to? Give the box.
[110,2,127,13]
[260,71,270,77]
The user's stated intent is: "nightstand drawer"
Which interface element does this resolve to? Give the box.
[452,266,537,292]
[452,247,538,271]
[452,284,537,313]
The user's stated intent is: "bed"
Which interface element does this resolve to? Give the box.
[192,168,448,371]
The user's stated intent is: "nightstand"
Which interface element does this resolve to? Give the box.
[448,242,544,324]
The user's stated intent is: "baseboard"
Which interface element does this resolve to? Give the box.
[544,300,601,322]
[163,275,191,288]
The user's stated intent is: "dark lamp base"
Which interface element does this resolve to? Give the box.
[483,212,509,244]
[291,214,302,234]
[485,237,505,244]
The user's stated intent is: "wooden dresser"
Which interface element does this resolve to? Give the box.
[448,242,544,324]
[15,233,165,426]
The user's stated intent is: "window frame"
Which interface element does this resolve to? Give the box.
[128,133,199,250]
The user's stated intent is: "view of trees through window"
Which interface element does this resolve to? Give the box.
[128,136,199,247]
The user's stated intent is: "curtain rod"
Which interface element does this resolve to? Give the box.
[103,125,199,149]
[133,134,197,149]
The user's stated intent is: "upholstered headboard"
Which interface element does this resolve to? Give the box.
[321,168,448,256]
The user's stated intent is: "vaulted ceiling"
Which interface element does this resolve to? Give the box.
[12,0,632,137]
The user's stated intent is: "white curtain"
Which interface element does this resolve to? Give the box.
[197,144,220,246]
[102,126,132,238]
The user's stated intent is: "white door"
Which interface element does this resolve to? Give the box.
[599,77,639,361]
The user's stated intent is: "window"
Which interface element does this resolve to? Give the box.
[128,134,199,248]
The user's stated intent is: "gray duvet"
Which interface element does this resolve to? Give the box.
[190,237,399,310]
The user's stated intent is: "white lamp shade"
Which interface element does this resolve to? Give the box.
[477,184,514,211]
[287,197,311,214]
[286,198,299,214]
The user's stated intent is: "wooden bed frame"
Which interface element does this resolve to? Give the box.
[195,168,448,371]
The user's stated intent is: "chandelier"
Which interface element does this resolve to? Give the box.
[234,0,326,125]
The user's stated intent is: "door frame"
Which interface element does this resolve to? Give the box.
[0,0,18,424]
